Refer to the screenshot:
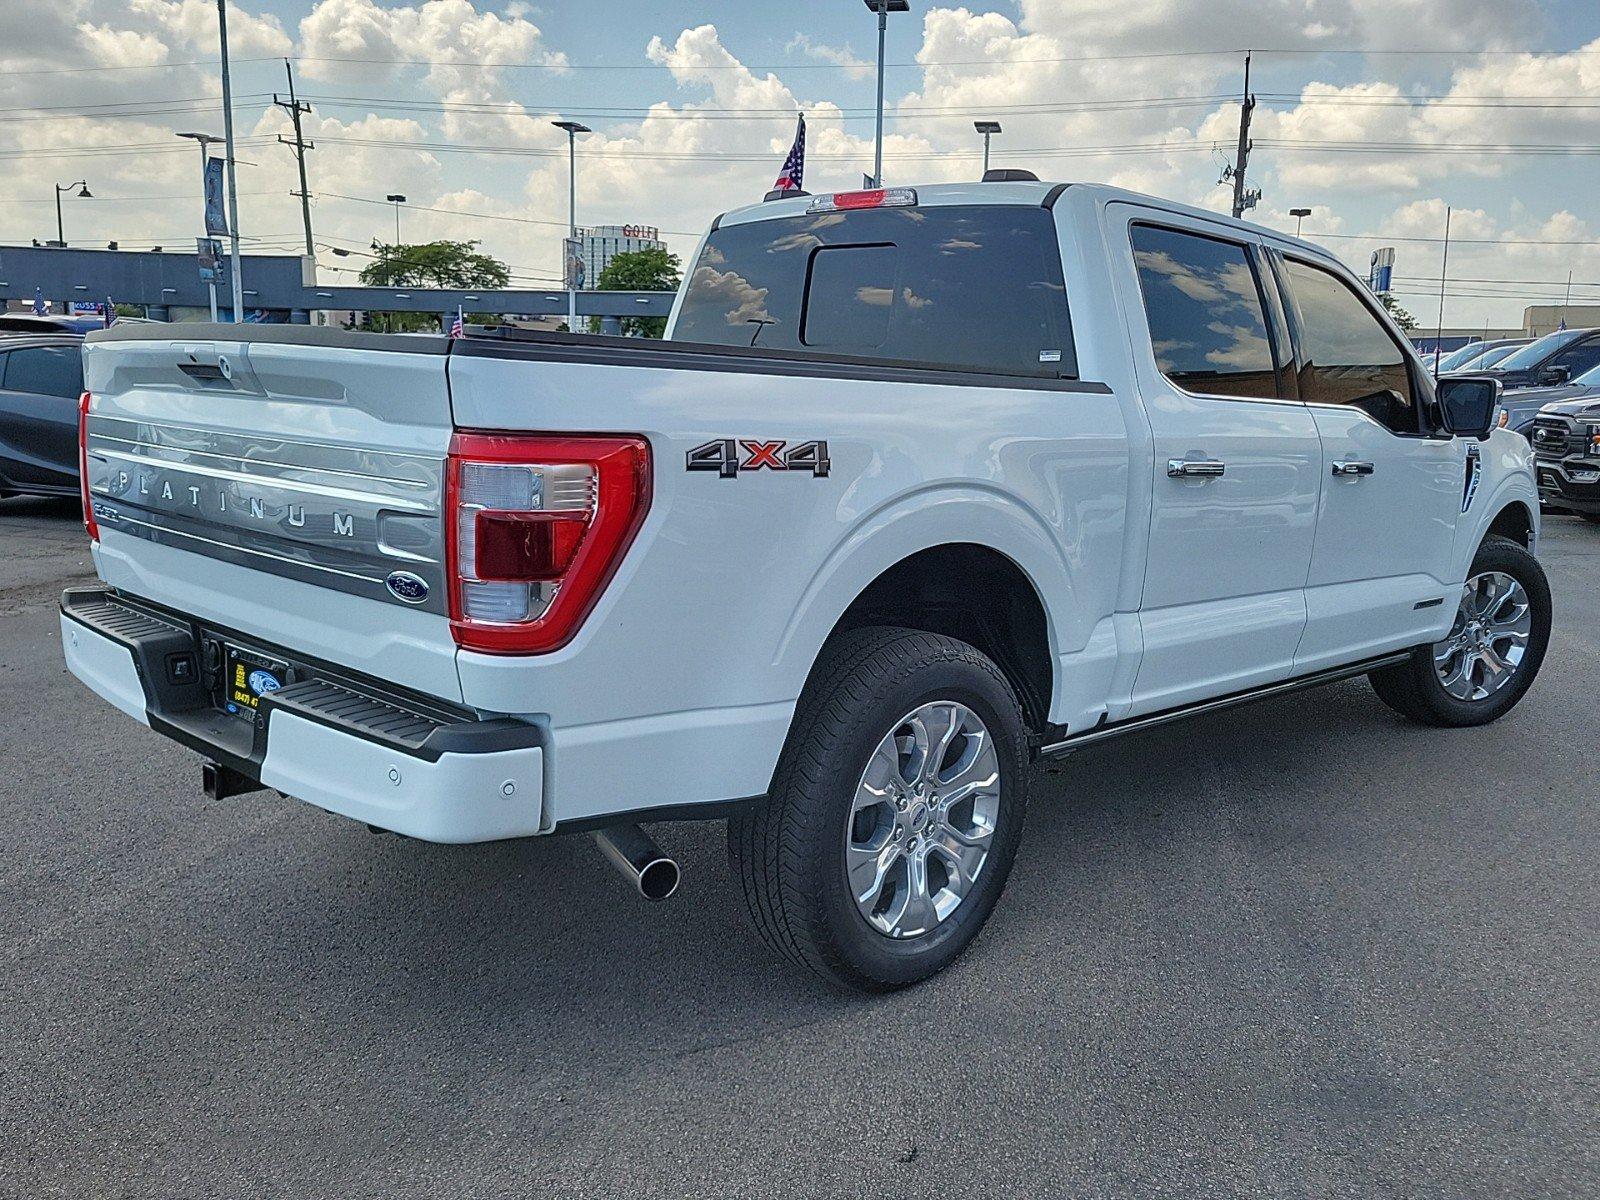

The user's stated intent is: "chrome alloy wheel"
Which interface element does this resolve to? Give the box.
[1434,570,1533,702]
[844,701,1002,940]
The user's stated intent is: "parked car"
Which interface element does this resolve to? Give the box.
[1443,338,1530,374]
[0,332,85,500]
[1495,362,1600,439]
[1481,327,1600,390]
[0,314,105,336]
[1437,338,1527,373]
[1530,396,1600,523]
[62,181,1549,991]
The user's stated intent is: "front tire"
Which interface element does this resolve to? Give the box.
[1579,512,1600,526]
[729,627,1029,992]
[1368,535,1551,727]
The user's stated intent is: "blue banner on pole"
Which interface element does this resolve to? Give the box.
[204,157,228,237]
[197,237,226,284]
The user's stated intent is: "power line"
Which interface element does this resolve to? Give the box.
[7,41,1600,81]
[315,191,705,239]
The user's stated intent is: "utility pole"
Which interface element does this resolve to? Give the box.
[552,120,590,333]
[1222,52,1260,220]
[1434,205,1452,378]
[862,0,908,188]
[178,132,223,321]
[274,59,316,259]
[216,0,245,321]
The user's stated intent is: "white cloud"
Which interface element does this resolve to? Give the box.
[787,35,873,81]
[0,0,1589,328]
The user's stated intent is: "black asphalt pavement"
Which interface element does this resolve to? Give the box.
[2,494,1596,1198]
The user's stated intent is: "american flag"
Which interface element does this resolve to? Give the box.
[449,306,465,339]
[773,114,805,192]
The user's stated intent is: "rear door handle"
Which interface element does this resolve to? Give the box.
[1331,460,1376,477]
[1167,458,1226,478]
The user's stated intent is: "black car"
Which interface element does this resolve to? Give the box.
[0,333,86,500]
[1485,327,1600,390]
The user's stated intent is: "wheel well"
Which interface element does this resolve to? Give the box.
[1486,501,1534,549]
[831,544,1053,732]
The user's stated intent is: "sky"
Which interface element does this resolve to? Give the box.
[2,0,1598,328]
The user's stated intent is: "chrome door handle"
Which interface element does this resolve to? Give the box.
[1331,460,1376,477]
[1167,458,1226,478]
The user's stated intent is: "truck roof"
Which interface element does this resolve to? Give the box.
[713,179,1330,257]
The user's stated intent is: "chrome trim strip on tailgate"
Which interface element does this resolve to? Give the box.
[84,415,448,614]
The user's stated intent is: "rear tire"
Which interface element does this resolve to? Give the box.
[1368,535,1550,727]
[729,627,1029,992]
[1579,512,1600,526]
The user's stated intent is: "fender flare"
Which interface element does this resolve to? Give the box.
[1462,474,1540,573]
[770,483,1076,700]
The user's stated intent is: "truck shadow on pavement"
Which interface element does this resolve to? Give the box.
[236,668,1535,1050]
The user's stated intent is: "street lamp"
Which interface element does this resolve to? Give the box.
[1290,207,1311,237]
[974,121,1001,177]
[862,0,909,188]
[53,180,92,246]
[178,133,224,320]
[552,120,591,333]
[386,194,407,245]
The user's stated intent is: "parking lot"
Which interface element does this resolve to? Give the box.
[1,496,1596,1199]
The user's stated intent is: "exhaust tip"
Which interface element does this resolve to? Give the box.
[637,856,680,902]
[592,824,680,901]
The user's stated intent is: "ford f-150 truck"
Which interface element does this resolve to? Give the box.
[63,181,1550,991]
[1531,395,1600,521]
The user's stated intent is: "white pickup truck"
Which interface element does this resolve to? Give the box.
[65,180,1549,991]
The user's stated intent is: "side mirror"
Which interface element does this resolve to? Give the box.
[1436,375,1499,440]
[1539,364,1571,386]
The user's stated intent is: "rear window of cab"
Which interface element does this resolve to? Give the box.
[672,204,1076,378]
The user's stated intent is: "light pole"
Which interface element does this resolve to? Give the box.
[862,0,908,188]
[386,194,406,245]
[552,120,590,332]
[216,0,244,321]
[53,180,92,246]
[1290,207,1311,237]
[974,121,1001,177]
[178,133,223,321]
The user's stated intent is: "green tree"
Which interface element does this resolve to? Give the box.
[591,246,682,338]
[1377,291,1417,331]
[360,240,510,332]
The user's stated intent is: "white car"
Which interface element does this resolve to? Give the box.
[63,181,1549,991]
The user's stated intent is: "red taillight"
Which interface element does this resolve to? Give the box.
[78,391,98,542]
[836,188,887,210]
[474,510,587,582]
[445,433,651,654]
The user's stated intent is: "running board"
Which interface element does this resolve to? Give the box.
[1038,651,1414,759]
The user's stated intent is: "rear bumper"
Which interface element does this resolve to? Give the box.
[60,587,546,843]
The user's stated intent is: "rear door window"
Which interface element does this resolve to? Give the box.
[4,344,83,398]
[674,204,1074,377]
[1129,223,1285,400]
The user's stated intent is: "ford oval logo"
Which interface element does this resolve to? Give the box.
[247,669,282,697]
[385,570,430,604]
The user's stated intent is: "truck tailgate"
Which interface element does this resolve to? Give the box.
[80,327,462,703]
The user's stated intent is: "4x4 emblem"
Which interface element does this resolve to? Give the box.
[686,439,830,479]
